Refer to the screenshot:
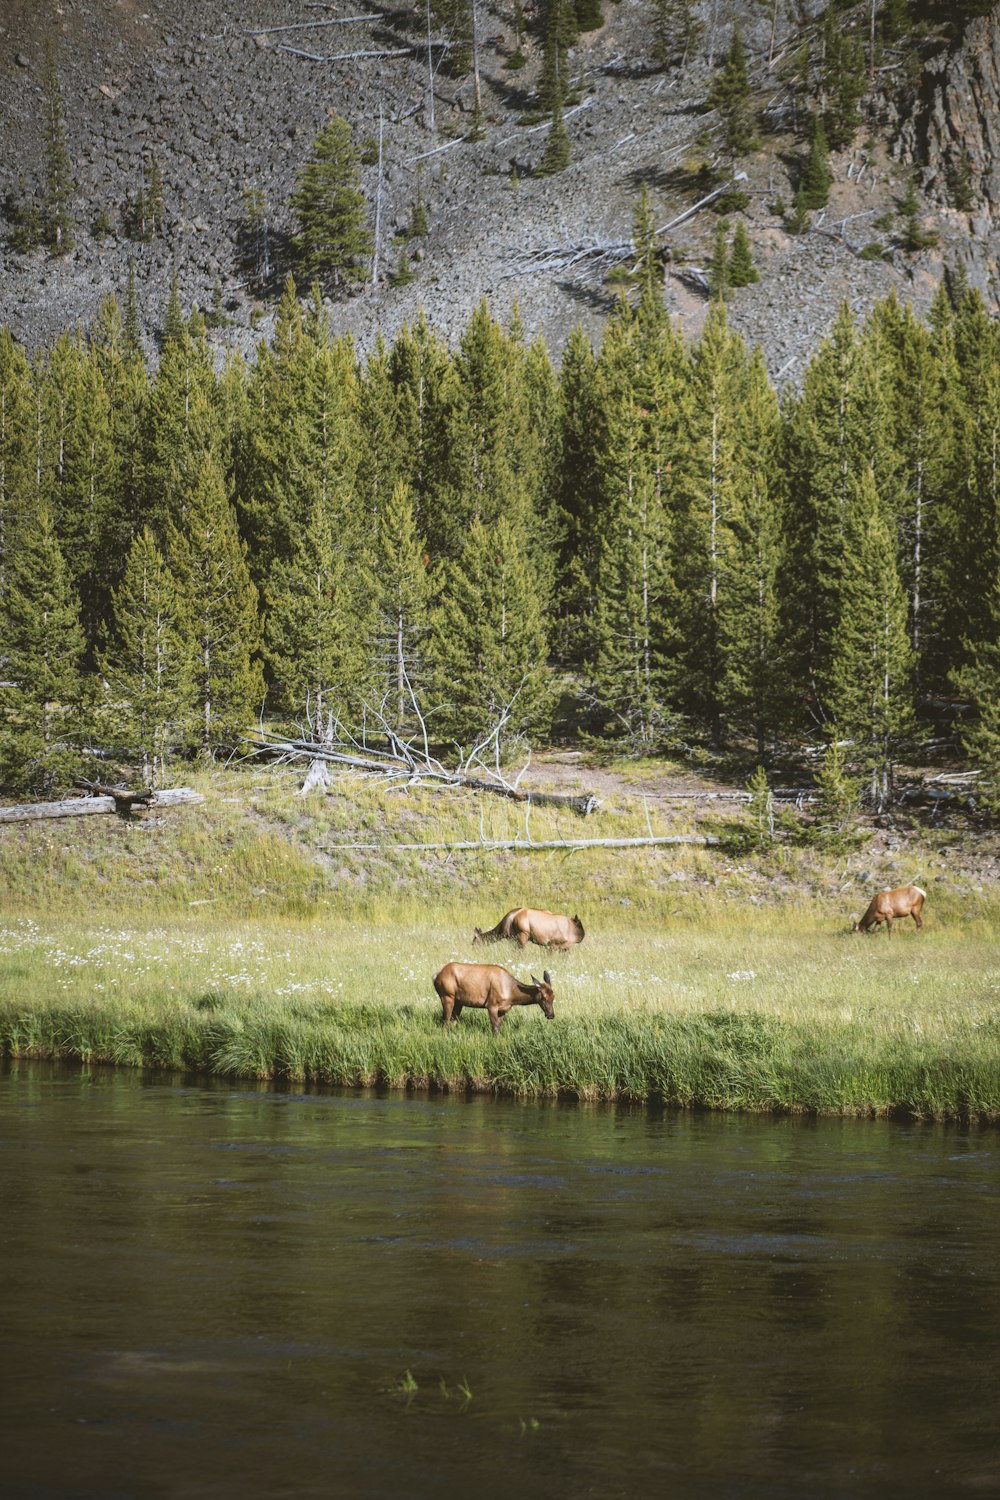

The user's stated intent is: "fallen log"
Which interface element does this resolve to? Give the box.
[0,787,204,824]
[323,833,719,852]
[246,735,600,814]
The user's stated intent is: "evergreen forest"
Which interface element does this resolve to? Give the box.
[1,271,999,812]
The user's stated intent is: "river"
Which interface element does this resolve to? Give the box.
[1,1062,998,1498]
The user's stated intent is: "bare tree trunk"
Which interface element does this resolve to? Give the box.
[426,0,436,130]
[372,100,384,285]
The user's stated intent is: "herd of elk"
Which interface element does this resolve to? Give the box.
[433,962,555,1034]
[852,884,927,937]
[428,883,929,1034]
[472,907,585,951]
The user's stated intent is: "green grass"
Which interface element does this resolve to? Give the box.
[1,763,998,1119]
[1,910,997,1120]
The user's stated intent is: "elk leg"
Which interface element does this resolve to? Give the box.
[516,932,530,948]
[488,1006,503,1035]
[885,917,893,938]
[452,1002,463,1023]
[912,912,923,930]
[440,996,455,1025]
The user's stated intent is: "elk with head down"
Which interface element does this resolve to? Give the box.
[472,907,585,950]
[852,884,926,936]
[433,962,555,1034]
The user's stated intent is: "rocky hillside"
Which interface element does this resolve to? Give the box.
[0,0,993,377]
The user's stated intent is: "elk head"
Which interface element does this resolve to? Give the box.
[531,970,556,1019]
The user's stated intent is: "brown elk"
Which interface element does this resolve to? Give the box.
[472,907,585,951]
[433,962,555,1034]
[852,884,926,936]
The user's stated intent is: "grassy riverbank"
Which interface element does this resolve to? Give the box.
[1,761,998,1119]
[1,912,998,1120]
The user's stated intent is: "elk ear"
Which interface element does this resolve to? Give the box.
[543,969,552,985]
[531,974,542,987]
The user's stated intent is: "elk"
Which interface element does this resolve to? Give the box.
[433,962,555,1034]
[472,907,585,951]
[852,884,927,936]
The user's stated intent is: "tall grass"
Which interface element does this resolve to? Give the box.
[1,912,998,1120]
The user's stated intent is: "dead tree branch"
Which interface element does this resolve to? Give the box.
[246,684,600,814]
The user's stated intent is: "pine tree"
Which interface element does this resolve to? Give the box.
[265,494,375,733]
[291,116,373,293]
[708,217,731,299]
[430,515,552,750]
[587,465,676,750]
[811,736,864,846]
[629,184,665,315]
[35,331,120,656]
[826,469,915,811]
[0,508,85,792]
[780,302,897,724]
[139,309,226,540]
[430,0,474,74]
[97,527,193,784]
[798,114,832,210]
[166,452,264,756]
[123,257,143,354]
[745,764,774,848]
[554,324,601,663]
[0,328,37,597]
[436,302,542,564]
[574,0,603,32]
[162,264,185,347]
[651,0,703,68]
[386,311,459,548]
[373,480,434,733]
[538,93,571,175]
[953,579,1000,809]
[866,292,956,690]
[584,306,686,749]
[539,0,577,111]
[820,13,865,151]
[708,29,756,157]
[40,42,75,254]
[673,303,780,744]
[715,348,784,753]
[899,177,938,252]
[727,219,759,287]
[357,337,406,530]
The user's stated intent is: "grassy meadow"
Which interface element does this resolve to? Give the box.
[1,762,998,1120]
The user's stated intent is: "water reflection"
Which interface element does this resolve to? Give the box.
[1,1063,998,1499]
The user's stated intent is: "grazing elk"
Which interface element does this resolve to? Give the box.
[852,884,927,936]
[472,907,585,951]
[433,962,555,1034]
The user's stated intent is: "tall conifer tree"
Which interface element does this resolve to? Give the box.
[826,469,914,811]
[0,329,37,596]
[291,116,373,292]
[373,480,434,734]
[0,508,85,791]
[167,453,264,756]
[265,493,374,733]
[97,527,193,784]
[431,515,551,749]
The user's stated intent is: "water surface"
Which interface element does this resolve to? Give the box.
[1,1063,998,1498]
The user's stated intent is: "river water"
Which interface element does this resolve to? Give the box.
[1,1062,998,1498]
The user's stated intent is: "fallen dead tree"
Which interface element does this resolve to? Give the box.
[246,682,601,815]
[0,787,204,824]
[322,833,719,852]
